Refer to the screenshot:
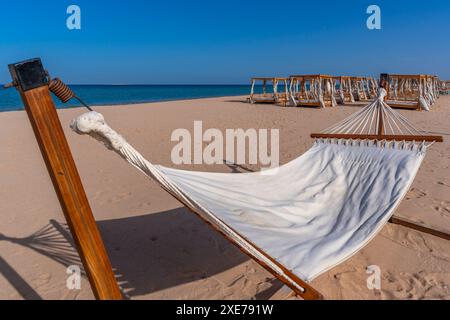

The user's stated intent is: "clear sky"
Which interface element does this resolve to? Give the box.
[1,0,449,84]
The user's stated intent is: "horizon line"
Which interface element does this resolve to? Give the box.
[0,83,252,87]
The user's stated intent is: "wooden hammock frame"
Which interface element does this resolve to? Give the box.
[7,58,123,300]
[180,97,445,298]
[9,59,446,301]
[289,74,336,108]
[9,59,321,301]
[249,77,289,106]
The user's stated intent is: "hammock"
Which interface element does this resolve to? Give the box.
[70,88,441,300]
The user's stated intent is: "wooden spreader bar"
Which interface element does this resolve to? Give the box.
[310,133,444,142]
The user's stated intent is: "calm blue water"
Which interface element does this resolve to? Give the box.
[0,85,259,112]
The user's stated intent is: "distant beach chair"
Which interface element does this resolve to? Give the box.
[249,77,289,106]
[289,74,336,108]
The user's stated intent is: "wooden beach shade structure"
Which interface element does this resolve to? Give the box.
[333,76,378,104]
[332,76,354,104]
[366,77,379,99]
[5,58,122,300]
[382,74,439,111]
[289,74,337,108]
[249,77,289,106]
[432,75,441,99]
[350,77,370,101]
[439,80,450,95]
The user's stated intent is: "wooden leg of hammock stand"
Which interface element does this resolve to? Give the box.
[389,216,450,241]
[269,285,297,300]
[8,58,122,300]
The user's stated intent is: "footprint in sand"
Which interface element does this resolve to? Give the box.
[437,181,450,188]
[106,191,133,203]
[432,201,450,218]
[405,188,427,200]
[385,225,433,252]
[381,271,450,299]
[137,201,153,209]
[382,225,450,262]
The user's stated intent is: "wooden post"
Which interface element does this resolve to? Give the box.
[284,79,288,107]
[380,73,390,100]
[389,216,450,241]
[8,58,122,300]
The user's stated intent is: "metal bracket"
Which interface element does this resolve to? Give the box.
[8,58,49,92]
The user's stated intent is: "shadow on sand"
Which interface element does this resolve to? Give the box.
[1,206,281,299]
[223,99,249,104]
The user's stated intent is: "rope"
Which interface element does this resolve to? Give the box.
[319,88,436,141]
[70,111,308,294]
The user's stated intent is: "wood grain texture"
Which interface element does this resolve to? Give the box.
[310,133,443,142]
[20,86,122,300]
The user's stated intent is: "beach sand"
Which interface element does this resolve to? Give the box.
[1,95,449,300]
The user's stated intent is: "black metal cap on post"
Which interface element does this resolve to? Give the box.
[8,58,49,92]
[8,58,94,112]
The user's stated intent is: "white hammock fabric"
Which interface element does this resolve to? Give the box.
[70,94,427,288]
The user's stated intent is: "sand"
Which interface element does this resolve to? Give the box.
[0,95,449,300]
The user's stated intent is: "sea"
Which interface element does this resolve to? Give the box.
[0,84,264,112]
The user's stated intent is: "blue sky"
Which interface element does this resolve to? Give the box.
[0,0,449,84]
